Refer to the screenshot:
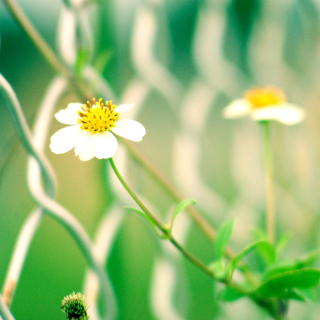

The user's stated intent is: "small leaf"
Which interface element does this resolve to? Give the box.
[209,261,227,280]
[297,288,318,302]
[216,287,244,302]
[171,199,197,226]
[93,50,113,75]
[263,250,320,281]
[125,207,164,237]
[256,241,276,265]
[276,233,291,255]
[281,289,306,302]
[228,240,270,276]
[75,49,90,78]
[215,218,235,260]
[296,250,320,268]
[256,268,320,298]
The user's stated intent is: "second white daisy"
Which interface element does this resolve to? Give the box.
[223,87,305,125]
[50,98,146,161]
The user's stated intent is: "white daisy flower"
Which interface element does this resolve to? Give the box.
[223,87,305,125]
[50,98,146,161]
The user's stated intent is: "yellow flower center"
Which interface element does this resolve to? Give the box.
[244,87,286,108]
[77,98,120,132]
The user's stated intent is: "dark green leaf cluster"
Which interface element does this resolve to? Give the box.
[61,292,89,320]
[210,220,320,317]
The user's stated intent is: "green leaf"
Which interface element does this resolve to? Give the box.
[256,241,276,265]
[215,218,235,260]
[256,268,320,298]
[75,49,90,78]
[125,207,164,237]
[263,250,320,281]
[276,233,291,255]
[171,199,197,226]
[216,287,244,302]
[296,250,320,268]
[209,261,227,280]
[281,289,306,302]
[228,240,270,276]
[93,50,113,75]
[297,288,318,302]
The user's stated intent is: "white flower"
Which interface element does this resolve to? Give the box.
[223,87,305,125]
[50,98,146,161]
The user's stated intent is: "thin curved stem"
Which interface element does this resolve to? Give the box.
[261,121,275,244]
[2,0,89,101]
[2,0,220,248]
[109,157,286,319]
[109,158,213,277]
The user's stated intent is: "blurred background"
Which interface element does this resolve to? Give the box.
[1,0,320,319]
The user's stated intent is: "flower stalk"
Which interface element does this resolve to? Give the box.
[261,121,275,244]
[108,158,213,277]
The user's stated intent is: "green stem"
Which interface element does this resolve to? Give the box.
[2,0,220,249]
[261,121,275,244]
[2,0,89,101]
[109,158,274,316]
[109,158,213,276]
[119,139,219,243]
[110,159,285,318]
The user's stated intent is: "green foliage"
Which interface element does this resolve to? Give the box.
[125,207,163,237]
[93,50,113,75]
[216,287,244,302]
[256,268,320,298]
[75,49,90,79]
[215,218,235,260]
[263,249,320,281]
[209,261,228,280]
[171,198,197,227]
[228,240,270,277]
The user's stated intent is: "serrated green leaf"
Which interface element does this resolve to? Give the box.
[171,198,197,226]
[256,268,320,298]
[216,287,244,302]
[215,218,235,260]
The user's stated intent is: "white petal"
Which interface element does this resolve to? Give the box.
[251,104,305,125]
[223,99,252,118]
[91,131,118,159]
[114,103,133,114]
[50,125,82,154]
[74,131,94,156]
[55,103,82,124]
[111,119,146,142]
[79,147,95,161]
